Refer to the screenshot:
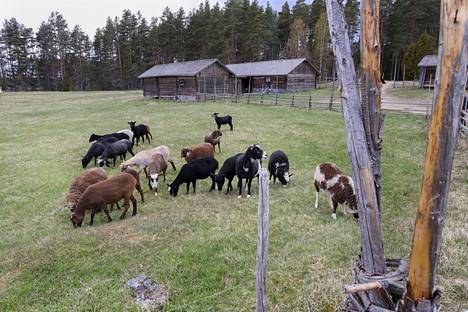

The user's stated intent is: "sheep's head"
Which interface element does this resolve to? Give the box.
[214,175,225,191]
[212,130,222,137]
[69,213,84,228]
[149,173,159,191]
[128,121,136,128]
[180,148,191,158]
[67,202,76,212]
[247,144,267,160]
[81,156,89,168]
[211,112,218,118]
[275,164,290,186]
[168,183,179,197]
[97,158,106,168]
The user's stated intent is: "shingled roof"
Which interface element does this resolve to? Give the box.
[138,59,233,78]
[226,58,318,76]
[418,55,438,67]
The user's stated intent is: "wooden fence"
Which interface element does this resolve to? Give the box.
[461,96,468,135]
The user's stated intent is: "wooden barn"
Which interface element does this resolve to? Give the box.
[418,55,438,88]
[138,59,236,100]
[226,58,319,93]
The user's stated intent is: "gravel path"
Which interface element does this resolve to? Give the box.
[381,81,432,115]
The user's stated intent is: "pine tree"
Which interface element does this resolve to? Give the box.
[284,18,307,58]
[402,32,437,80]
[277,1,292,55]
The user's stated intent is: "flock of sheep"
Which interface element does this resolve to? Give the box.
[66,113,359,228]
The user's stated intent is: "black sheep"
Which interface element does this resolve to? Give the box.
[211,113,233,131]
[81,142,106,168]
[98,139,135,167]
[168,157,218,197]
[128,121,153,146]
[215,153,243,194]
[89,132,129,143]
[236,144,267,198]
[267,150,291,186]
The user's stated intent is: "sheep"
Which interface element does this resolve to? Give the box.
[121,145,176,174]
[121,167,145,203]
[168,157,218,197]
[211,113,233,131]
[236,144,268,198]
[147,154,167,195]
[181,143,214,162]
[268,150,291,187]
[81,141,106,168]
[313,162,358,220]
[65,168,107,212]
[204,130,223,153]
[98,139,134,167]
[215,153,243,194]
[117,129,134,143]
[128,121,153,146]
[89,132,129,143]
[69,172,137,227]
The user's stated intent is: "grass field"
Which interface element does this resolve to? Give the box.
[0,91,466,311]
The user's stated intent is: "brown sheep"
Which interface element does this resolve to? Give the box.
[69,172,137,228]
[181,143,214,162]
[121,167,145,203]
[204,130,222,153]
[147,153,168,194]
[65,168,107,212]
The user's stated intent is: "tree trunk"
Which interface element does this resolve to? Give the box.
[404,1,468,310]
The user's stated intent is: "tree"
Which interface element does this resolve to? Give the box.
[311,12,332,79]
[402,32,437,80]
[284,18,307,58]
[277,1,292,54]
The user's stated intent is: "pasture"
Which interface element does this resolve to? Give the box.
[0,91,466,311]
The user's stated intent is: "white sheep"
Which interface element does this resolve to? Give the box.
[121,145,176,175]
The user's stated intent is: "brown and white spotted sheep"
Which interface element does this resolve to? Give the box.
[313,162,358,219]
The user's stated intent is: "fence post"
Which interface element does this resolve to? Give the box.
[261,93,264,105]
[247,93,250,104]
[275,93,278,105]
[309,93,312,110]
[291,94,294,107]
[256,168,269,312]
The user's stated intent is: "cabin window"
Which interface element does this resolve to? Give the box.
[179,79,185,87]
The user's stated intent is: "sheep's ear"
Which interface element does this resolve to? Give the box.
[289,173,294,177]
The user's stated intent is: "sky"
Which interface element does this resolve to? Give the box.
[1,0,304,37]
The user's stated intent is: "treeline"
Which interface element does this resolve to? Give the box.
[0,0,439,91]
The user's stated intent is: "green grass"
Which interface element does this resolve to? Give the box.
[386,86,433,100]
[0,91,466,311]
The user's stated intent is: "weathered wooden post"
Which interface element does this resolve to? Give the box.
[255,168,269,312]
[275,92,278,105]
[291,94,294,107]
[404,1,468,311]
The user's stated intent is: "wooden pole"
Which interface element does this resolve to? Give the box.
[404,1,468,310]
[256,168,269,312]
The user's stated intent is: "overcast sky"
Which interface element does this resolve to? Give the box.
[1,0,300,37]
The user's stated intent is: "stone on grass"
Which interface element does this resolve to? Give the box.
[125,274,169,310]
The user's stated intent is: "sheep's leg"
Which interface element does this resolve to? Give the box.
[247,178,253,198]
[130,195,137,216]
[163,168,166,182]
[209,174,215,192]
[148,131,153,139]
[218,143,221,153]
[193,180,197,193]
[89,209,96,226]
[119,197,130,220]
[332,201,338,220]
[141,135,145,143]
[326,192,334,209]
[145,133,150,143]
[238,179,243,198]
[314,191,320,209]
[169,160,177,171]
[128,148,134,156]
[229,122,233,131]
[273,175,277,184]
[94,157,97,165]
[103,205,112,223]
[186,182,190,194]
[136,184,144,203]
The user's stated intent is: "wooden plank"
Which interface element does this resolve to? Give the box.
[256,168,269,312]
[405,1,468,309]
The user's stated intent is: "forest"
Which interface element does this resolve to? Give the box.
[0,0,440,91]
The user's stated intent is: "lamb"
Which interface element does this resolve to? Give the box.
[121,145,176,174]
[236,144,268,198]
[168,157,218,197]
[65,168,107,212]
[204,130,223,153]
[98,139,134,167]
[215,153,243,194]
[268,150,291,187]
[211,113,233,131]
[81,141,106,168]
[121,167,145,203]
[128,121,153,146]
[69,172,137,227]
[313,162,358,220]
[89,132,129,143]
[181,143,214,162]
[147,153,168,195]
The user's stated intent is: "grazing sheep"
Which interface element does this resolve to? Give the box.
[168,157,218,197]
[121,145,176,174]
[89,132,129,143]
[204,130,223,153]
[211,113,233,131]
[181,143,214,162]
[98,139,134,167]
[313,162,358,220]
[121,167,145,203]
[268,150,291,187]
[69,172,137,227]
[236,144,267,198]
[128,121,153,146]
[215,153,243,194]
[81,141,106,168]
[147,154,168,195]
[117,129,134,143]
[65,168,107,212]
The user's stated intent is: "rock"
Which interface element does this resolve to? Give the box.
[125,275,169,310]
